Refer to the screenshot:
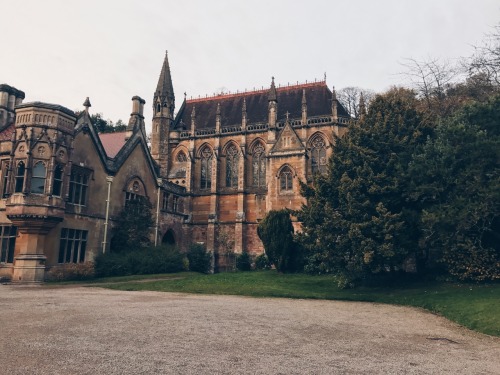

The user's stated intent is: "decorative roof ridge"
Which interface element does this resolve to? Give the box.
[186,79,327,104]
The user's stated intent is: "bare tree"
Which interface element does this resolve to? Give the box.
[467,24,500,86]
[337,87,375,118]
[400,58,459,117]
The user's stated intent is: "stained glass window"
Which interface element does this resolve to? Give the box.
[252,144,266,187]
[311,136,327,175]
[225,145,239,188]
[200,147,212,190]
[280,166,293,191]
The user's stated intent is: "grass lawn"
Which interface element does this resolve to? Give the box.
[84,271,500,337]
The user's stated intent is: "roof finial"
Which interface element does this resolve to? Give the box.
[83,97,91,113]
[268,76,277,101]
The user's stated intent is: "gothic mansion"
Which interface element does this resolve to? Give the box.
[0,52,351,282]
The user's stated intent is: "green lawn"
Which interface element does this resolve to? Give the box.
[86,271,500,337]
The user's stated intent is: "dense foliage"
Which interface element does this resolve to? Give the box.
[257,209,302,272]
[94,246,185,277]
[297,88,431,286]
[187,243,213,273]
[236,251,252,271]
[110,198,154,253]
[91,113,127,133]
[409,95,500,280]
[298,85,500,285]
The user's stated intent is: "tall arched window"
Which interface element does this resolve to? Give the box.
[52,165,64,197]
[200,147,212,190]
[31,162,46,194]
[252,143,266,188]
[279,166,293,192]
[225,144,239,188]
[14,161,25,193]
[310,135,327,175]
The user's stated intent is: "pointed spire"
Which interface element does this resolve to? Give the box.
[301,90,307,125]
[268,76,277,102]
[155,50,174,98]
[83,97,91,113]
[216,103,221,131]
[331,86,338,123]
[190,105,196,132]
[242,98,247,129]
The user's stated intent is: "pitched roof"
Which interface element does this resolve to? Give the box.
[99,132,127,158]
[174,81,348,130]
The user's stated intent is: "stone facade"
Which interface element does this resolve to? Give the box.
[150,53,353,269]
[0,52,354,281]
[0,85,187,282]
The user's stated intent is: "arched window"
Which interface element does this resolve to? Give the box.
[2,161,10,198]
[31,162,46,194]
[310,135,327,175]
[200,147,212,190]
[52,165,64,197]
[225,144,239,188]
[279,166,293,192]
[14,161,25,193]
[177,151,187,162]
[252,143,266,187]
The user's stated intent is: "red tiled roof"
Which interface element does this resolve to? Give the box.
[99,132,127,158]
[175,81,348,130]
[0,123,15,141]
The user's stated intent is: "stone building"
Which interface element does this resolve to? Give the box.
[151,52,352,268]
[0,84,186,283]
[0,52,353,281]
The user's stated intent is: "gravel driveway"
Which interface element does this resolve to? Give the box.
[0,284,499,374]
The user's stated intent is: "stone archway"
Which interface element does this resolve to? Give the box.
[162,229,176,246]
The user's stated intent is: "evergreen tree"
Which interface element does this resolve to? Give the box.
[297,88,432,286]
[257,209,302,272]
[409,95,500,281]
[110,198,154,252]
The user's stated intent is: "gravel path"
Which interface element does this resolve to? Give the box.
[0,284,499,374]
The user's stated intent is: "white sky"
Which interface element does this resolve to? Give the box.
[1,0,499,131]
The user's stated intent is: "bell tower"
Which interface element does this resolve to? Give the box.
[151,51,175,177]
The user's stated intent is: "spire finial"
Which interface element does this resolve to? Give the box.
[83,97,91,113]
[268,76,277,101]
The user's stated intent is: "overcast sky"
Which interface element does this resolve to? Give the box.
[1,0,499,131]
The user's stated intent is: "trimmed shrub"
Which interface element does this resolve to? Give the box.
[236,251,252,271]
[187,243,212,273]
[254,253,271,270]
[45,262,95,281]
[94,246,184,277]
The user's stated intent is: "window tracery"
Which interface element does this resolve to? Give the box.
[279,166,293,192]
[252,143,266,187]
[310,135,327,175]
[200,147,212,190]
[225,144,239,188]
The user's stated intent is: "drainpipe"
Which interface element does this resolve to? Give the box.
[154,178,162,247]
[102,176,113,253]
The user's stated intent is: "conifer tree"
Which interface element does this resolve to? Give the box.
[409,95,500,281]
[298,88,432,286]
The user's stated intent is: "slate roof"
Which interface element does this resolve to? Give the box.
[99,132,127,158]
[174,81,348,130]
